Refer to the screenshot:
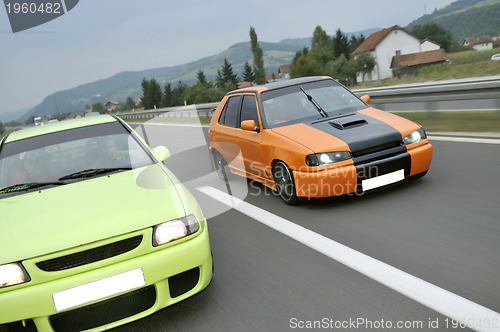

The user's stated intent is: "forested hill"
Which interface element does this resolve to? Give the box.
[406,0,500,40]
[16,40,307,122]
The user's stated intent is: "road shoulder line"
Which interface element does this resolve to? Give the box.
[428,135,500,144]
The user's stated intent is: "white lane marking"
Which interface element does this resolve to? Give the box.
[429,135,500,145]
[198,185,500,332]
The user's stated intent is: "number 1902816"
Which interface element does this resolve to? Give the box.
[5,2,61,14]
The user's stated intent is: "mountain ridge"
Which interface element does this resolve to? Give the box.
[406,0,500,39]
[3,29,382,122]
[4,0,499,122]
[6,38,322,122]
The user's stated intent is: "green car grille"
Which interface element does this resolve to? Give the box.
[36,235,143,272]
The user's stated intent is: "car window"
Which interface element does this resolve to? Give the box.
[0,121,155,193]
[218,95,241,128]
[240,95,259,128]
[261,79,366,128]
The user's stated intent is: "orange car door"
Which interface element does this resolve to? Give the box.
[213,95,242,169]
[233,94,266,182]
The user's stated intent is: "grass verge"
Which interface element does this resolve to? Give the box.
[393,111,500,132]
[351,48,500,89]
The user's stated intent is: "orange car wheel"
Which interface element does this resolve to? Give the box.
[273,161,298,205]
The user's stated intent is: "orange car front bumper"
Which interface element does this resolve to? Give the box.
[293,142,433,199]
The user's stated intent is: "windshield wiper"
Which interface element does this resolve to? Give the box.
[300,87,328,118]
[58,168,131,181]
[0,181,67,195]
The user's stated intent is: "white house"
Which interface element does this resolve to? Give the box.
[353,26,422,82]
[104,100,120,112]
[278,64,291,80]
[463,36,493,51]
[420,39,441,52]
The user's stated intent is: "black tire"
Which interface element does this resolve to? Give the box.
[273,161,298,205]
[213,151,228,182]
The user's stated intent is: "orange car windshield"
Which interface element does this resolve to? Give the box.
[261,80,366,128]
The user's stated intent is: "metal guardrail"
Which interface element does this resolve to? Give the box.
[118,103,219,120]
[118,77,500,119]
[352,76,500,112]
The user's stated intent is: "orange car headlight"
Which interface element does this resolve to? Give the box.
[306,151,351,166]
[403,128,427,145]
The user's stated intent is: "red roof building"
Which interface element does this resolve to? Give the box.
[391,49,448,77]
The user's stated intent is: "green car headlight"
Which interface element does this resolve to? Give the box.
[153,215,199,246]
[306,151,351,166]
[404,128,427,145]
[0,263,30,288]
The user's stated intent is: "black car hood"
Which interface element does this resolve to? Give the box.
[306,111,404,157]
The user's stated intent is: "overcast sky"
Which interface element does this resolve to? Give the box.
[0,0,456,115]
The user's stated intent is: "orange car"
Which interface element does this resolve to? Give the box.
[208,76,432,205]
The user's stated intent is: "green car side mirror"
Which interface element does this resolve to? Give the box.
[153,146,171,162]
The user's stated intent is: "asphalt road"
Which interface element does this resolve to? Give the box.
[117,123,500,332]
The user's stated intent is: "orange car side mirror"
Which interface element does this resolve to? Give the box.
[360,95,371,104]
[241,120,258,131]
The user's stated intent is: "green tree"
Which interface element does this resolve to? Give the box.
[242,61,255,82]
[162,83,173,107]
[325,55,357,86]
[216,58,238,90]
[333,29,351,59]
[249,26,266,84]
[311,26,331,50]
[411,22,456,52]
[349,34,365,54]
[0,121,5,136]
[185,69,224,104]
[184,84,209,104]
[170,81,187,106]
[121,97,135,111]
[353,51,376,82]
[310,26,334,65]
[185,84,225,104]
[141,78,162,109]
[196,69,208,86]
[140,78,150,108]
[291,47,309,65]
[290,53,322,78]
[92,102,106,114]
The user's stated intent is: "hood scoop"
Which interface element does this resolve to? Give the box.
[329,114,368,130]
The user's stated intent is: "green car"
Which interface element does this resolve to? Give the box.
[0,115,212,331]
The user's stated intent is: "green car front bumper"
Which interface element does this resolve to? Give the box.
[0,224,212,331]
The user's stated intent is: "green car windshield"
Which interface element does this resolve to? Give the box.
[0,121,155,196]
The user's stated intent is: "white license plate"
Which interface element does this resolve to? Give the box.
[52,268,145,312]
[362,169,405,191]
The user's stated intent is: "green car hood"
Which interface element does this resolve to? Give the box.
[0,163,187,264]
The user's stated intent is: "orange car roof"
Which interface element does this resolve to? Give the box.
[226,76,332,96]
